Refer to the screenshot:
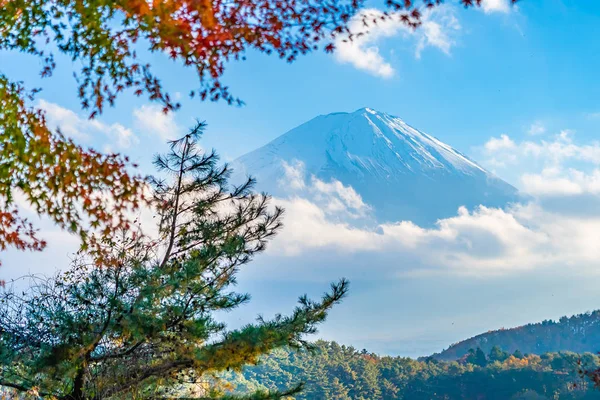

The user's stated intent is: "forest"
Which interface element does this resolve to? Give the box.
[224,341,600,399]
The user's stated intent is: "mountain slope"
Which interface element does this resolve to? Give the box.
[432,310,600,361]
[234,107,519,225]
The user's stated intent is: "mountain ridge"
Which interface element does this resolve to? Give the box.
[431,310,600,361]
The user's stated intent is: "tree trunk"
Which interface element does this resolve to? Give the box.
[71,367,85,400]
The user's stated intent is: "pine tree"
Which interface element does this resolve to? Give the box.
[475,348,488,367]
[489,345,509,362]
[0,123,348,400]
[513,350,524,359]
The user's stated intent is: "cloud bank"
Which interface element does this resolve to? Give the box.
[267,158,600,277]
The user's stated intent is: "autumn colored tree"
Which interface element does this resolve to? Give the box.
[0,77,145,264]
[0,0,518,262]
[0,123,349,399]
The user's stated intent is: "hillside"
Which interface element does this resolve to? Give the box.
[224,340,600,399]
[432,310,600,361]
[233,108,520,225]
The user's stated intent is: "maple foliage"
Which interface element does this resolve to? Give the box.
[0,77,145,270]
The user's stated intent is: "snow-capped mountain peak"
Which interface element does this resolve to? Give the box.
[234,108,519,225]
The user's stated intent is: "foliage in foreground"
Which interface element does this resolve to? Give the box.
[0,124,347,400]
[226,341,600,399]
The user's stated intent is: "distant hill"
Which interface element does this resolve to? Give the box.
[432,310,600,361]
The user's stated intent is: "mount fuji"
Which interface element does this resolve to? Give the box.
[233,108,520,225]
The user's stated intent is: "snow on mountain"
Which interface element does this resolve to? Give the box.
[233,107,520,225]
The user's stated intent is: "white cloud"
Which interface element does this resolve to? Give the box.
[415,9,461,59]
[334,10,402,78]
[272,197,378,256]
[519,132,600,166]
[39,100,138,150]
[335,7,460,78]
[527,121,546,135]
[278,161,370,219]
[480,0,512,14]
[521,173,583,196]
[133,104,180,141]
[279,161,306,191]
[484,134,516,152]
[482,131,600,171]
[311,178,368,214]
[480,129,600,201]
[521,168,600,197]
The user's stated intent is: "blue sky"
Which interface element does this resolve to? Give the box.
[6,0,600,357]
